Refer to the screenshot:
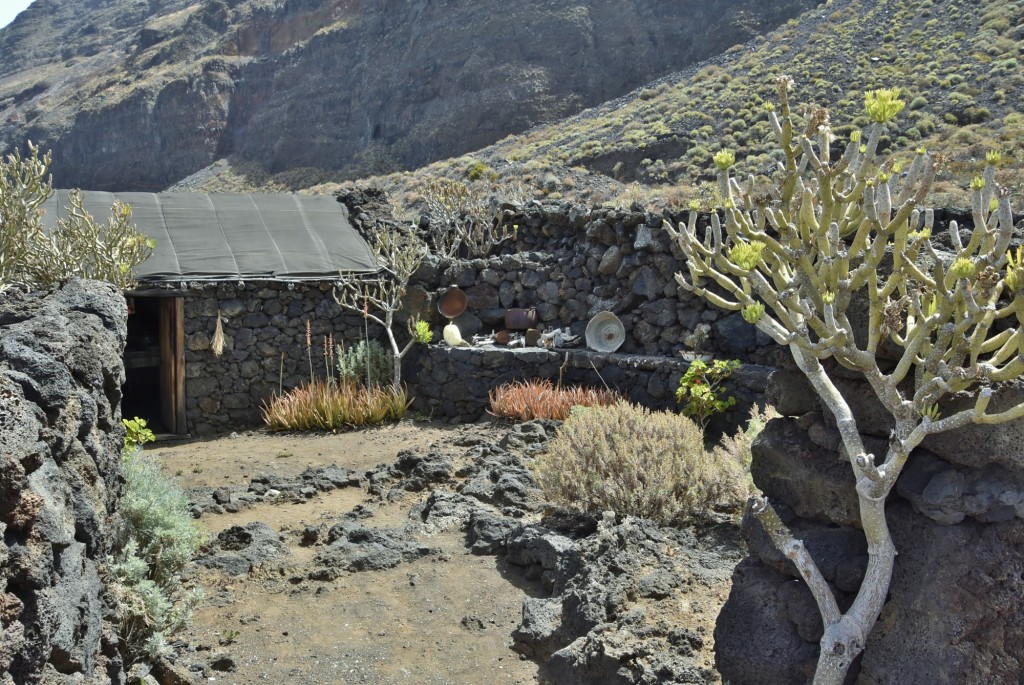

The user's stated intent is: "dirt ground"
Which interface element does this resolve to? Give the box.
[150,421,545,685]
[148,419,734,684]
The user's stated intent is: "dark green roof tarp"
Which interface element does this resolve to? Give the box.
[41,191,379,283]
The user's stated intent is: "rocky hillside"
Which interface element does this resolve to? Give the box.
[0,0,819,191]
[311,0,1023,213]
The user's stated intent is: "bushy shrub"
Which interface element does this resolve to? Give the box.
[261,378,410,430]
[488,378,621,421]
[1,144,153,291]
[108,446,205,658]
[533,402,750,525]
[708,404,778,490]
[675,358,740,429]
[336,339,392,388]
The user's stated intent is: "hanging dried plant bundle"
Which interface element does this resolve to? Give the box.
[212,308,225,357]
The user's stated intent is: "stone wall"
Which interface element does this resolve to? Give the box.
[174,197,777,434]
[182,282,377,435]
[406,345,772,434]
[714,359,1024,684]
[408,201,775,365]
[394,201,779,425]
[0,280,128,685]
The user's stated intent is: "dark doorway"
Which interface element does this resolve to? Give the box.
[123,295,186,435]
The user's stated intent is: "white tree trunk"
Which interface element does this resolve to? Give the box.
[751,345,903,685]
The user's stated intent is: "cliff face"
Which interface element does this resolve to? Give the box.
[0,0,820,190]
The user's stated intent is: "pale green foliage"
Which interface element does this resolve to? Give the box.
[411,318,433,344]
[0,143,49,288]
[108,447,205,659]
[948,256,977,280]
[713,149,736,170]
[742,302,765,324]
[1006,246,1023,293]
[533,402,749,525]
[1,143,153,291]
[709,404,779,484]
[864,87,906,123]
[116,448,205,587]
[107,541,202,658]
[123,416,155,450]
[336,339,393,388]
[726,241,764,270]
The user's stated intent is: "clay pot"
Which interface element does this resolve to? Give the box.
[505,308,538,330]
[438,288,468,319]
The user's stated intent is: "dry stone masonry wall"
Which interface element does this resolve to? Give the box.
[408,201,776,364]
[182,282,374,435]
[409,345,771,433]
[0,279,128,685]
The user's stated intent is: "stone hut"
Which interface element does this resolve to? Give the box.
[43,191,378,436]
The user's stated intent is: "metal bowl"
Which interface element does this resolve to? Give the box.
[585,311,625,352]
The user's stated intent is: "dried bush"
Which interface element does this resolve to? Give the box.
[261,378,410,431]
[421,177,513,258]
[488,378,621,421]
[709,404,778,493]
[533,401,749,525]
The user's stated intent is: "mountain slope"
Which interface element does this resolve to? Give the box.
[464,0,1024,206]
[319,0,1023,213]
[0,0,820,190]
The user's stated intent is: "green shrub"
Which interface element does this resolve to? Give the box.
[123,416,155,450]
[336,339,392,388]
[908,96,928,110]
[261,378,410,430]
[108,447,205,658]
[533,402,750,525]
[465,159,492,181]
[675,358,740,429]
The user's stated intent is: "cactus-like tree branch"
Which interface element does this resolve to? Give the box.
[2,144,153,291]
[667,77,1021,684]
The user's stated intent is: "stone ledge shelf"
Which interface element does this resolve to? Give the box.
[406,344,772,430]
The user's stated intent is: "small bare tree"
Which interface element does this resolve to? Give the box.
[667,77,1022,684]
[333,223,428,391]
[421,177,516,258]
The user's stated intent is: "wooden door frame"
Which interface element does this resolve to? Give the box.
[157,296,186,434]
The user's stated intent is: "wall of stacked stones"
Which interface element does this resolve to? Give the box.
[408,202,776,366]
[175,200,776,433]
[407,344,772,431]
[396,201,779,424]
[0,280,128,684]
[182,282,379,435]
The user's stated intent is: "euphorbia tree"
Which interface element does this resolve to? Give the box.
[333,223,430,391]
[666,77,1022,684]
